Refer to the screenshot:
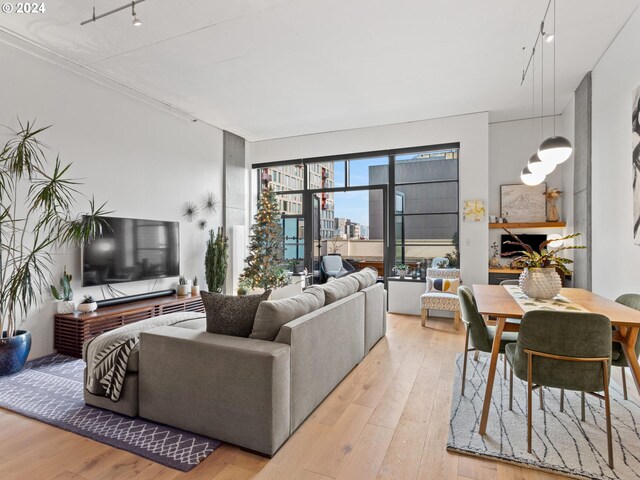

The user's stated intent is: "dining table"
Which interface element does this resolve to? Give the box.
[472,284,640,436]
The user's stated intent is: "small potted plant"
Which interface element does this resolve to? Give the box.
[191,276,200,296]
[502,229,585,299]
[50,268,75,314]
[177,275,190,296]
[77,295,98,313]
[395,263,409,278]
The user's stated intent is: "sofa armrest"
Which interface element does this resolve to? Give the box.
[139,326,291,456]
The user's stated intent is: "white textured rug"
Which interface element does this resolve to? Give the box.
[447,354,640,480]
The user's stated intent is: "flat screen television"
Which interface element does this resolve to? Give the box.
[500,234,547,257]
[82,216,180,287]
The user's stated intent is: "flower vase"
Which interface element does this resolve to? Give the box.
[547,198,560,222]
[519,267,562,299]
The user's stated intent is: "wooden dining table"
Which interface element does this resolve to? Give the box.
[472,284,640,436]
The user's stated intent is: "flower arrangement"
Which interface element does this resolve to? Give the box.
[543,188,562,200]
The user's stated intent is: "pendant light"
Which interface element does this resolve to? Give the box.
[521,165,545,186]
[538,0,572,164]
[527,50,555,178]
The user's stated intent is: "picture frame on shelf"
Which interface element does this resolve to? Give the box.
[500,183,547,223]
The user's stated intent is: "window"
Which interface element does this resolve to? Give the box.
[394,148,459,266]
[253,142,459,278]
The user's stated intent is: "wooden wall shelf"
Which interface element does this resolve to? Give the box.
[488,221,566,229]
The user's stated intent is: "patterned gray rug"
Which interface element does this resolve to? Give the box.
[0,354,221,471]
[448,354,640,480]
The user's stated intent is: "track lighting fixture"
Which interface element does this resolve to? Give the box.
[132,2,142,26]
[81,0,147,26]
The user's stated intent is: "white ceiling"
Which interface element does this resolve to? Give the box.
[1,0,638,141]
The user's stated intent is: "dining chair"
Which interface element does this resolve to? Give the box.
[611,293,640,400]
[457,286,518,396]
[505,310,615,468]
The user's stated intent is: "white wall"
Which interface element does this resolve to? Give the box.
[488,115,573,266]
[0,41,224,358]
[248,113,490,288]
[591,6,640,298]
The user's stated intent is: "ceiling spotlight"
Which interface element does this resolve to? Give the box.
[545,33,554,43]
[520,166,545,186]
[131,2,141,26]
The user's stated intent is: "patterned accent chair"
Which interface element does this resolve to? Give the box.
[420,267,461,328]
[431,257,449,268]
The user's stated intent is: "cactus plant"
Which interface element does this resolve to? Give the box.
[50,268,73,301]
[205,227,229,293]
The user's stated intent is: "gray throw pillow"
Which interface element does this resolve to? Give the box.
[202,290,271,338]
[250,288,325,341]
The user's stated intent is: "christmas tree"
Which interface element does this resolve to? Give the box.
[240,185,290,290]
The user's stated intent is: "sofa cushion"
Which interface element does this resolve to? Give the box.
[319,276,359,304]
[202,290,271,337]
[352,268,378,290]
[250,288,325,341]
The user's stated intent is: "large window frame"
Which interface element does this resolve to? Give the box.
[253,142,460,279]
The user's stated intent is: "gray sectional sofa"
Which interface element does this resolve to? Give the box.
[83,272,386,456]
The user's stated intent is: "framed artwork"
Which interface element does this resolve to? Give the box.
[463,200,486,222]
[633,84,640,244]
[500,183,547,223]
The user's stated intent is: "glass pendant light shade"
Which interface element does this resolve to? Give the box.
[520,165,545,186]
[528,152,556,175]
[538,135,572,164]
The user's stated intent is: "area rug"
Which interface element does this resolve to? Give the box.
[447,354,640,480]
[0,354,221,471]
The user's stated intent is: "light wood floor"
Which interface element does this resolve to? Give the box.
[1,313,635,480]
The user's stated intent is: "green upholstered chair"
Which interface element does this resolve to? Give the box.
[457,286,518,396]
[612,294,640,400]
[505,311,615,468]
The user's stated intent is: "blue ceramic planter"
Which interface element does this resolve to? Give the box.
[0,330,31,376]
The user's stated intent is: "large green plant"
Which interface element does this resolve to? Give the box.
[0,120,110,337]
[502,229,585,275]
[205,227,228,293]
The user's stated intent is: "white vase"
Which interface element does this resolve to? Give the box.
[519,267,562,300]
[56,301,75,314]
[77,302,97,313]
[397,269,407,278]
[177,284,190,296]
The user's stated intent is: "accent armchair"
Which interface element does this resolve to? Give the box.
[612,293,640,399]
[420,267,460,328]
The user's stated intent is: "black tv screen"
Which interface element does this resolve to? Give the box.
[500,234,547,256]
[82,216,180,287]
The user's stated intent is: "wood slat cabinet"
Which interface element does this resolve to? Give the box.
[54,294,205,358]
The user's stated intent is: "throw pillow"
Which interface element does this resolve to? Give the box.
[250,288,325,341]
[426,277,460,294]
[202,290,271,338]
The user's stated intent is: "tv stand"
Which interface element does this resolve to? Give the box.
[54,294,204,358]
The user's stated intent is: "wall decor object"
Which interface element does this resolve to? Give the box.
[544,188,562,222]
[633,84,640,244]
[202,192,219,214]
[500,183,547,223]
[463,200,486,222]
[182,202,199,222]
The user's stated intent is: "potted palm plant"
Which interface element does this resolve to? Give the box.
[502,230,585,299]
[0,120,110,376]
